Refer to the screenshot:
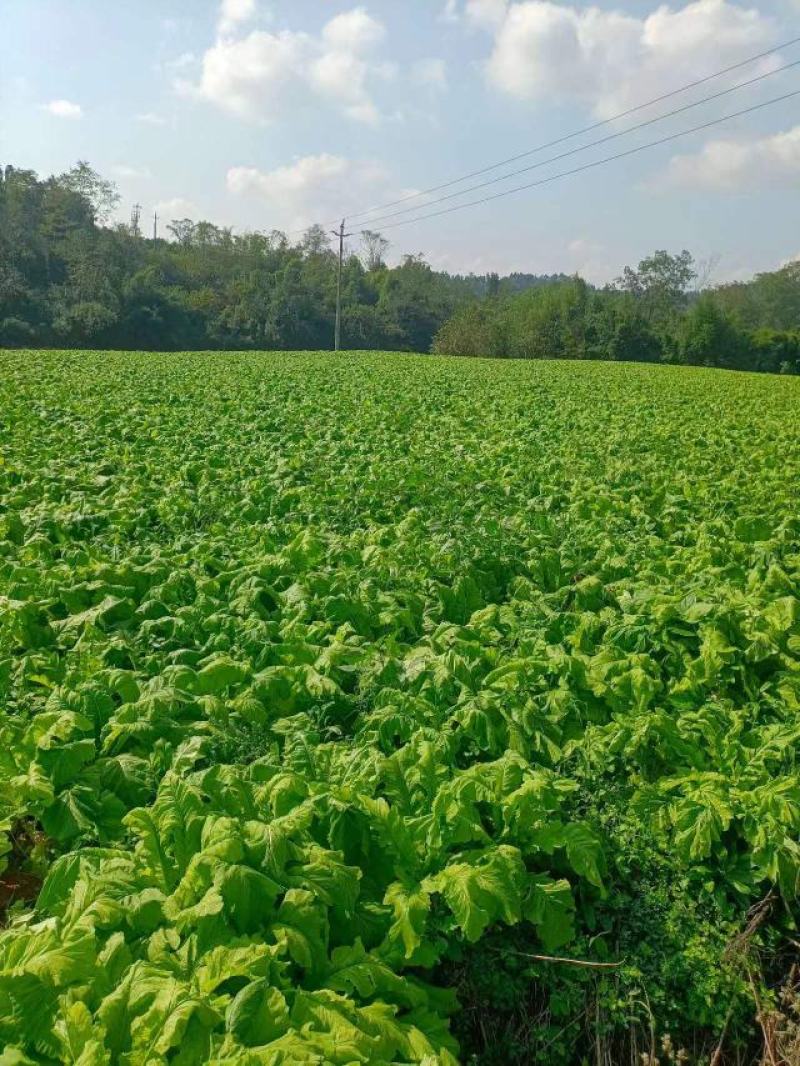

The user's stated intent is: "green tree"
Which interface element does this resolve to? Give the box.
[748,328,800,374]
[677,293,744,367]
[56,161,120,224]
[616,249,697,328]
[360,230,390,272]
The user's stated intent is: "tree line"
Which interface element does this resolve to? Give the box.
[1,161,799,372]
[434,249,800,373]
[0,162,563,353]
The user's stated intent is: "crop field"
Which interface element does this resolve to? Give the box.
[1,350,800,1064]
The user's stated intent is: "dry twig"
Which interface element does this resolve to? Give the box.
[500,949,623,970]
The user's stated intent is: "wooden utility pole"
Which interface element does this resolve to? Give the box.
[331,218,352,351]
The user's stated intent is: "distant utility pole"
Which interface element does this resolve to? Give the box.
[130,203,142,238]
[153,211,158,242]
[330,218,353,352]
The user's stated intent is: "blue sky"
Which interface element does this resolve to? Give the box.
[2,0,799,282]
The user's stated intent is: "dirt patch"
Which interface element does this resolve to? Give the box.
[0,818,48,922]
[0,869,42,916]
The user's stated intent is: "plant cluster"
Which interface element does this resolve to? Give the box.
[0,352,799,1063]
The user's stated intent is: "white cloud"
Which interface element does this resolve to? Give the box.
[465,0,509,28]
[442,0,509,26]
[322,7,384,51]
[182,31,307,117]
[218,0,258,36]
[227,153,389,230]
[478,0,775,117]
[136,112,167,125]
[155,196,200,220]
[568,237,601,256]
[42,99,83,119]
[566,237,608,281]
[111,165,153,180]
[228,154,348,197]
[187,5,389,124]
[660,125,800,191]
[411,57,448,89]
[165,51,196,71]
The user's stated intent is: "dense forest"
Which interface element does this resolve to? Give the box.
[0,162,563,353]
[1,160,799,372]
[435,252,800,373]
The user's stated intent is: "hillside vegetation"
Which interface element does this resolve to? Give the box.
[433,258,800,374]
[2,162,800,374]
[0,163,562,355]
[1,351,800,1064]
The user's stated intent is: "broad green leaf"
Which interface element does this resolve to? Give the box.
[422,846,525,942]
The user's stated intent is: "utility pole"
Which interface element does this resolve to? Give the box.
[153,211,158,242]
[330,218,352,352]
[130,203,142,238]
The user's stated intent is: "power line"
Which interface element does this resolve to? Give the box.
[339,34,800,228]
[276,37,800,244]
[371,88,800,233]
[352,59,800,231]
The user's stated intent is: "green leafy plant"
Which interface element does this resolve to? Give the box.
[0,350,799,1062]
